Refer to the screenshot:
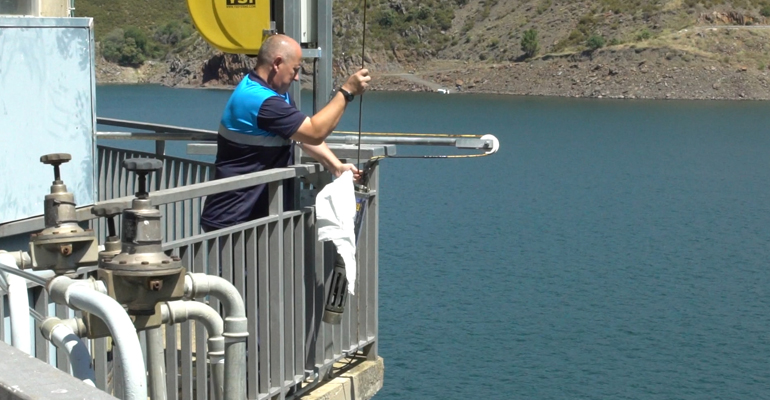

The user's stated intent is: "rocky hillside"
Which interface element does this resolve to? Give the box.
[86,0,770,100]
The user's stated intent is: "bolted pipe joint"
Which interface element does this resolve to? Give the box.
[162,300,224,336]
[47,276,96,308]
[209,336,225,359]
[40,317,88,339]
[223,317,249,341]
[184,273,246,320]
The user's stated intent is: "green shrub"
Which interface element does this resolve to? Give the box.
[521,28,539,58]
[536,0,552,15]
[761,5,770,17]
[435,8,454,30]
[124,26,147,53]
[586,34,605,50]
[416,7,431,20]
[636,28,652,41]
[378,9,396,27]
[100,26,158,66]
[462,20,475,34]
[155,20,192,46]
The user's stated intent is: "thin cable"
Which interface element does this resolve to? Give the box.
[356,0,368,170]
[0,263,47,286]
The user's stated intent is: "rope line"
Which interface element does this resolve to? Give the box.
[356,0,368,170]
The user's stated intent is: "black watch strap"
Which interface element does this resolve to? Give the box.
[339,88,354,102]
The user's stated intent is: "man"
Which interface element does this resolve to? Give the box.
[201,34,370,232]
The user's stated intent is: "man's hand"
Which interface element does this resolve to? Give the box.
[333,163,362,183]
[341,69,371,96]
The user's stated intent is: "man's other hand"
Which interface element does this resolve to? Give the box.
[341,69,371,96]
[334,163,362,183]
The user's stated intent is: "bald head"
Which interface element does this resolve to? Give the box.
[257,34,301,68]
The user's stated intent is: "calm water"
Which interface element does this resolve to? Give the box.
[97,85,770,400]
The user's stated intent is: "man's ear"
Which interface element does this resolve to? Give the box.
[273,56,283,71]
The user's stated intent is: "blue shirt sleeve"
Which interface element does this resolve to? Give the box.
[257,96,307,140]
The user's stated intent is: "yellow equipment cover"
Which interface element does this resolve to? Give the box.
[186,0,271,54]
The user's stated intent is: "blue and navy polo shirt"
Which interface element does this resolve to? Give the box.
[200,72,307,230]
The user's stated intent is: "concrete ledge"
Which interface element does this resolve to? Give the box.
[0,342,117,400]
[300,357,384,400]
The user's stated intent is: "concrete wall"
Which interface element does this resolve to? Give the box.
[40,0,69,17]
[0,0,69,17]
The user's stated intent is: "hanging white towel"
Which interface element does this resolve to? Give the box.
[315,170,357,294]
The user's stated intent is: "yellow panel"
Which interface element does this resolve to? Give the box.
[186,0,271,54]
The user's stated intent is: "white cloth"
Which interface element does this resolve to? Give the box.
[315,170,357,294]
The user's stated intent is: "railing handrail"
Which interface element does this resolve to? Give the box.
[0,162,321,238]
[96,117,492,149]
[97,117,217,135]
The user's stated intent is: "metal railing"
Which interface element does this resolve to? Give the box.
[0,132,379,399]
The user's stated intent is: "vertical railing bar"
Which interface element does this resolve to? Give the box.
[172,160,181,242]
[161,155,171,191]
[139,330,148,380]
[233,230,245,312]
[365,167,379,359]
[205,236,220,320]
[192,165,202,235]
[93,337,109,391]
[195,240,210,400]
[55,303,69,371]
[282,214,294,384]
[31,287,49,363]
[341,258,352,354]
[322,241,334,366]
[181,163,189,239]
[257,224,270,395]
[292,214,305,380]
[166,245,188,400]
[0,293,5,343]
[304,207,322,373]
[245,227,259,400]
[356,208,368,348]
[165,324,180,400]
[97,147,106,201]
[180,242,202,400]
[111,149,120,201]
[267,181,285,397]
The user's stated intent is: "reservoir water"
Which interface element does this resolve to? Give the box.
[97,85,770,399]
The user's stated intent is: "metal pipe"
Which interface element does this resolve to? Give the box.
[47,276,147,400]
[0,252,31,354]
[162,300,225,400]
[0,257,48,286]
[184,273,247,400]
[327,134,458,146]
[146,327,167,400]
[40,317,95,386]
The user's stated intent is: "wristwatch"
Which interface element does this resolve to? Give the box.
[338,88,354,102]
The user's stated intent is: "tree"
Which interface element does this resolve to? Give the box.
[101,27,146,66]
[520,29,539,59]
